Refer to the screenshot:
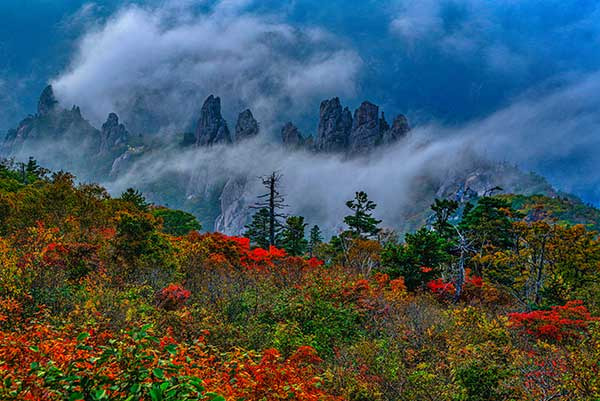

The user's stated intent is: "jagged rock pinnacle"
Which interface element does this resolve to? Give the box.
[235,109,259,141]
[37,85,59,116]
[195,95,232,146]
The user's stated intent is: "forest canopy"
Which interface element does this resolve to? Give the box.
[1,160,599,400]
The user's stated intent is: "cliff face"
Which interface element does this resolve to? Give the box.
[235,109,259,142]
[100,113,129,154]
[348,101,383,154]
[195,95,231,146]
[301,97,411,155]
[281,122,304,149]
[314,97,353,152]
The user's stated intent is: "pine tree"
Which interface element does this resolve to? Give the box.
[280,216,308,256]
[431,198,459,241]
[343,191,381,238]
[308,225,323,257]
[120,188,149,211]
[244,208,271,249]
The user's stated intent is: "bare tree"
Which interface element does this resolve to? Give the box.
[250,172,288,246]
[452,225,476,303]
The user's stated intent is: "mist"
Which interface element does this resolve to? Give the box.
[99,70,600,234]
[51,1,361,135]
[3,0,600,233]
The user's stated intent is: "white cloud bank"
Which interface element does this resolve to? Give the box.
[52,1,362,134]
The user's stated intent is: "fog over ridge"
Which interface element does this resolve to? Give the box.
[3,0,600,222]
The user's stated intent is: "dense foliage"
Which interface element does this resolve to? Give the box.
[1,161,600,400]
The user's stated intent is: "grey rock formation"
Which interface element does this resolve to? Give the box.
[195,95,231,146]
[100,113,129,153]
[348,101,381,153]
[3,87,99,152]
[315,97,352,152]
[214,176,252,235]
[379,112,390,133]
[0,86,111,180]
[110,147,144,177]
[382,114,410,144]
[281,122,304,148]
[235,109,259,141]
[37,85,59,116]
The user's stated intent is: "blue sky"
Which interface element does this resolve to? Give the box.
[1,0,600,203]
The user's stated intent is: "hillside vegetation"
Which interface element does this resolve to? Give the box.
[1,160,600,400]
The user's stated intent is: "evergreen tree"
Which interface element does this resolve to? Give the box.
[459,197,521,255]
[244,207,271,249]
[308,225,323,257]
[152,208,202,236]
[343,191,381,238]
[381,227,451,290]
[120,188,149,211]
[431,198,459,241]
[25,157,41,176]
[280,216,308,256]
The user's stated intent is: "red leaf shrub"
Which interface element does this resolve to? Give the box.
[508,300,598,341]
[426,270,484,299]
[157,284,191,310]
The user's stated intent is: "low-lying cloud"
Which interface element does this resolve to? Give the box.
[103,71,600,234]
[52,1,362,134]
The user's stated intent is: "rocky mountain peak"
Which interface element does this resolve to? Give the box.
[382,114,410,144]
[195,95,232,146]
[315,97,352,152]
[281,122,304,148]
[235,109,259,142]
[312,97,411,154]
[37,85,59,116]
[349,101,381,153]
[100,112,129,153]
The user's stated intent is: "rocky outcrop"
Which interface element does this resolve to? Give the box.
[235,109,259,142]
[195,95,231,146]
[281,122,304,148]
[214,176,252,235]
[381,114,410,144]
[100,113,128,153]
[37,85,59,116]
[2,87,100,153]
[313,97,410,155]
[110,146,144,177]
[314,97,352,152]
[0,86,125,181]
[348,101,382,153]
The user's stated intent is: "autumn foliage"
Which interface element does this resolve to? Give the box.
[1,164,600,400]
[508,300,598,341]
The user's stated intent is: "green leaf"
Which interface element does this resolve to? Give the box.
[28,346,39,352]
[69,392,85,401]
[77,332,90,342]
[149,386,163,401]
[153,368,165,380]
[130,383,141,394]
[93,389,107,400]
[165,344,177,355]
